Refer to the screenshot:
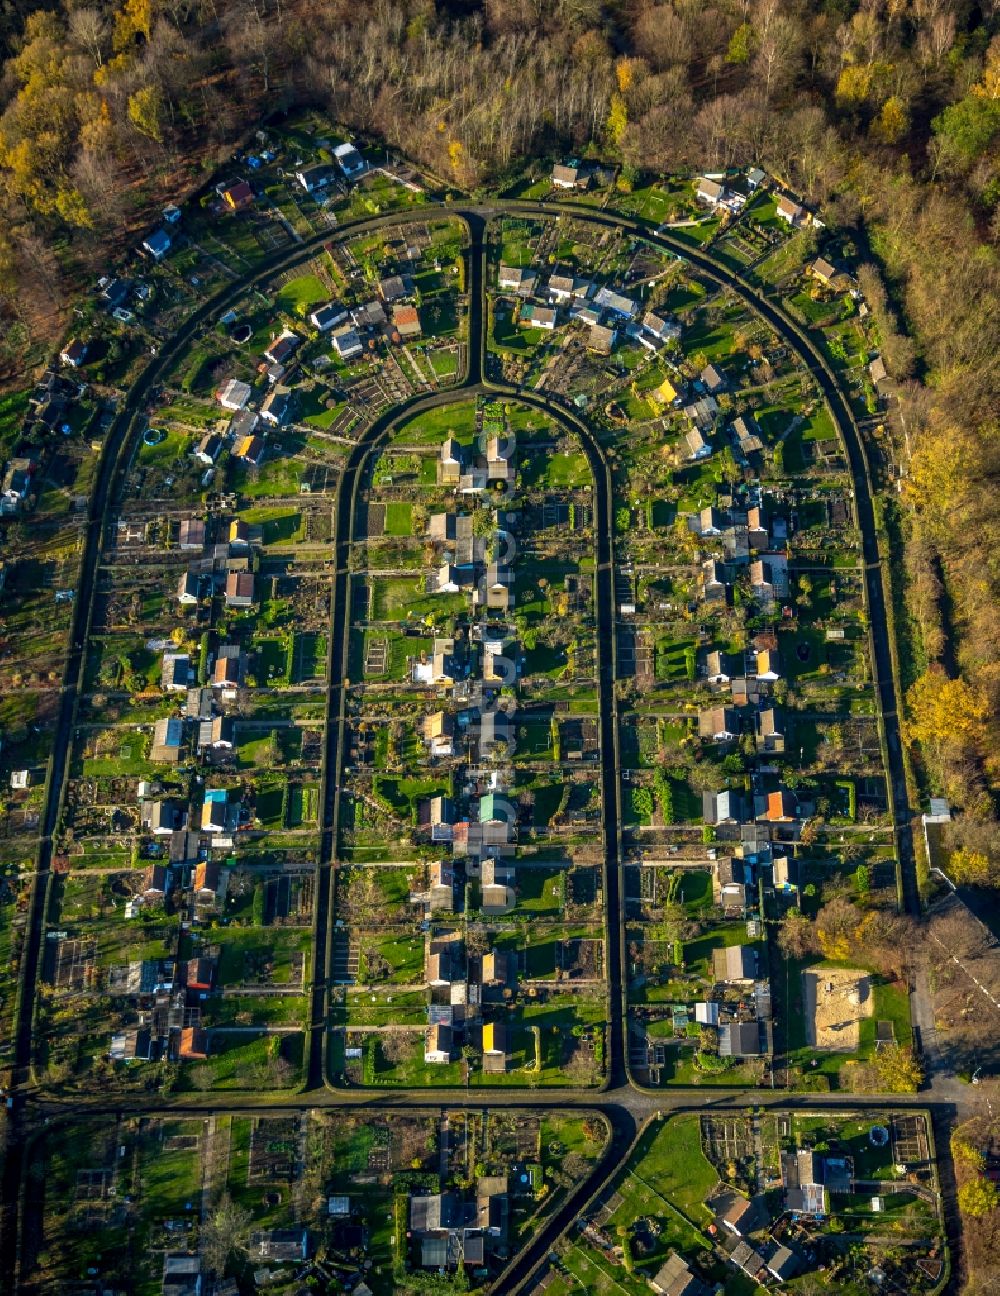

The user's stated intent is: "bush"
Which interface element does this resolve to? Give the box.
[653,768,674,822]
[631,786,654,819]
[695,1050,733,1073]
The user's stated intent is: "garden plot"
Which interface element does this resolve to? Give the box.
[50,937,97,992]
[364,638,388,675]
[803,967,873,1050]
[248,1116,302,1181]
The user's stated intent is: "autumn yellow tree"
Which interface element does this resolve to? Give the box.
[606,92,627,149]
[972,35,1000,100]
[727,23,756,64]
[836,63,872,104]
[79,98,114,156]
[905,667,988,757]
[54,187,93,227]
[814,897,861,961]
[128,85,164,144]
[902,423,980,541]
[615,57,637,94]
[113,0,154,53]
[948,848,994,886]
[958,1176,999,1217]
[877,96,908,143]
[873,1044,923,1093]
[951,1135,986,1171]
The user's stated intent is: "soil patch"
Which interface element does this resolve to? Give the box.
[802,967,872,1050]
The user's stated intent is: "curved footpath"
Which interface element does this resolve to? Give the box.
[4,195,933,1295]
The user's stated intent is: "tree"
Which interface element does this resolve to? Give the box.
[906,668,988,757]
[777,909,817,959]
[951,1135,986,1171]
[606,92,628,149]
[932,95,1000,166]
[873,1044,923,1094]
[877,96,908,144]
[814,896,861,961]
[128,86,165,144]
[727,23,756,64]
[68,8,110,68]
[753,11,802,101]
[633,6,690,70]
[113,0,153,51]
[632,786,654,819]
[958,1175,999,1217]
[200,1194,251,1274]
[948,848,994,886]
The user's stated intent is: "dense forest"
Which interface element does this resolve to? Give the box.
[1,0,999,863]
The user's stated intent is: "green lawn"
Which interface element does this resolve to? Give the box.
[374,774,449,819]
[251,636,291,685]
[681,870,713,910]
[184,1032,303,1090]
[370,576,465,621]
[138,427,190,466]
[275,273,329,316]
[634,1115,718,1223]
[538,451,592,489]
[523,642,568,678]
[800,404,837,442]
[429,348,458,378]
[858,978,913,1057]
[515,867,564,914]
[383,501,413,536]
[139,1119,203,1212]
[392,401,478,445]
[550,1112,718,1294]
[492,311,535,352]
[358,932,425,984]
[231,456,303,497]
[241,505,303,544]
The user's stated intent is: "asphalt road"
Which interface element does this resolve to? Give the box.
[3,195,935,1293]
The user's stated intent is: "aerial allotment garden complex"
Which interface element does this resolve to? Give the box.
[0,116,938,1295]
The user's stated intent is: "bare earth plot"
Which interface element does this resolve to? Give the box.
[803,967,872,1050]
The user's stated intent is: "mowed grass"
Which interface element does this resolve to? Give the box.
[139,1119,203,1213]
[139,427,190,466]
[383,501,412,535]
[392,400,478,445]
[275,273,329,316]
[429,349,458,378]
[370,576,465,621]
[634,1115,718,1223]
[241,506,303,543]
[539,451,592,489]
